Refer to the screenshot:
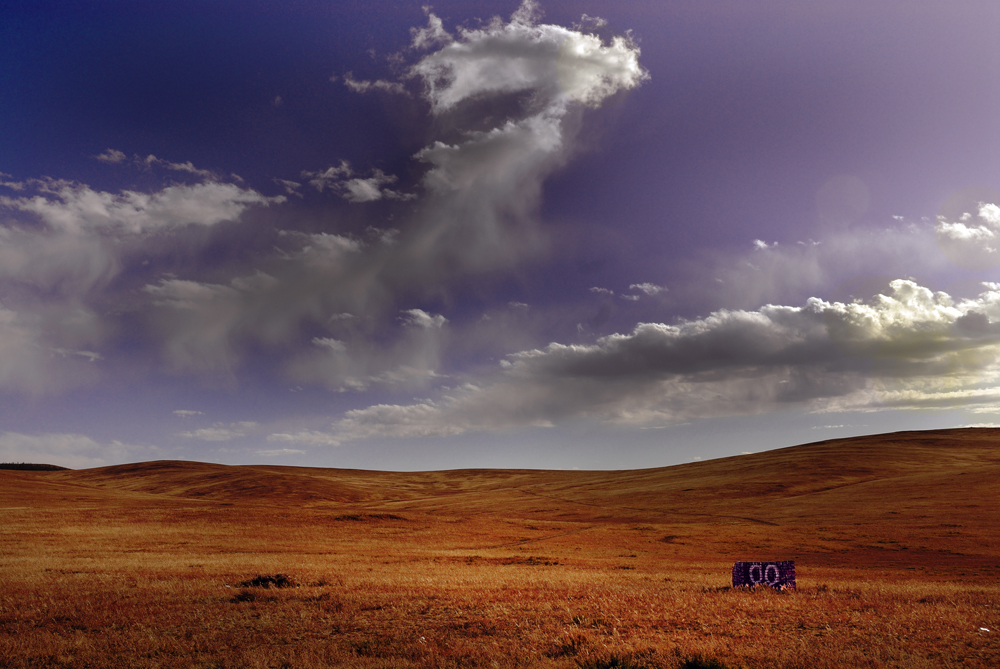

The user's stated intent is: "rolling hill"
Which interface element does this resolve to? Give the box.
[3,427,998,572]
[3,428,999,668]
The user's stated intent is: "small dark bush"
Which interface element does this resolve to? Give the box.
[230,590,257,603]
[548,634,586,658]
[237,573,297,588]
[679,657,732,669]
[334,513,406,521]
[575,655,647,669]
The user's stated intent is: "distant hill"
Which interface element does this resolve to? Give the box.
[3,428,999,572]
[0,463,69,471]
[28,427,1000,518]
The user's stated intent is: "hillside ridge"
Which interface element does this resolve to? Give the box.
[4,428,995,524]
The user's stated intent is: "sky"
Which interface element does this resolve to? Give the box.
[2,0,1000,470]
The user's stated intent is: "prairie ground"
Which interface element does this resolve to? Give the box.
[1,428,999,668]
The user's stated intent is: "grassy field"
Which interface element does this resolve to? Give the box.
[2,428,999,668]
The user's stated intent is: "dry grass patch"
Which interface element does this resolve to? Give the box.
[2,428,999,667]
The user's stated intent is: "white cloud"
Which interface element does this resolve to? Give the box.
[255,448,304,457]
[934,188,1000,270]
[268,430,342,447]
[342,72,408,95]
[401,308,447,329]
[411,1,646,113]
[399,1,645,275]
[342,171,412,203]
[137,7,646,376]
[285,309,449,391]
[0,174,24,190]
[53,348,102,362]
[590,287,614,295]
[294,279,1000,444]
[303,160,352,191]
[0,178,282,235]
[178,421,258,442]
[576,14,608,29]
[141,233,371,372]
[411,10,451,50]
[274,178,302,197]
[312,337,347,352]
[980,202,1000,226]
[95,148,127,163]
[629,282,666,296]
[673,221,952,313]
[142,155,218,180]
[302,161,413,202]
[173,410,204,417]
[0,432,138,469]
[0,169,283,354]
[338,401,472,440]
[936,201,1000,269]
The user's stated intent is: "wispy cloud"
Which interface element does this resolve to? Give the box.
[255,448,305,457]
[0,177,282,235]
[94,148,127,163]
[178,422,258,442]
[302,161,413,202]
[0,432,142,469]
[629,283,666,296]
[341,72,408,95]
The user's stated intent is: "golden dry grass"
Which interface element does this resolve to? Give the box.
[1,428,999,667]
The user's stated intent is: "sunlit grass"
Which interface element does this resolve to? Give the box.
[2,431,999,667]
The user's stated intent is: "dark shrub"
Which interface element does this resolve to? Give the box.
[576,655,647,669]
[679,657,732,669]
[237,573,297,588]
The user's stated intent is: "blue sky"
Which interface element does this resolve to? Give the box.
[2,0,999,470]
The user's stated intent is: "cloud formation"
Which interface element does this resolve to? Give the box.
[0,305,101,394]
[0,164,283,392]
[341,73,408,96]
[678,222,952,313]
[0,178,279,235]
[936,191,1000,270]
[0,432,138,469]
[302,161,413,202]
[285,308,449,391]
[630,283,666,296]
[411,1,646,112]
[178,422,258,442]
[274,279,1000,445]
[140,3,646,378]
